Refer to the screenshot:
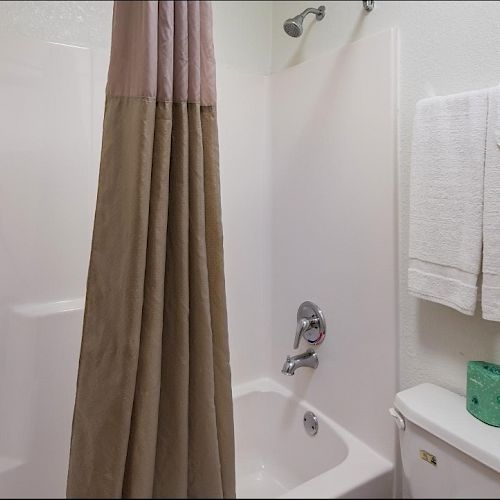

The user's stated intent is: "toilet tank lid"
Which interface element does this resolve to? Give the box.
[394,383,500,473]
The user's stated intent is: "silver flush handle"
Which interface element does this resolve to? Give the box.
[389,407,406,430]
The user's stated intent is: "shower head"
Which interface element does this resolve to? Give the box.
[283,6,325,38]
[283,15,304,38]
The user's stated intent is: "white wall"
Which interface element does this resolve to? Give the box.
[272,1,500,396]
[213,0,272,75]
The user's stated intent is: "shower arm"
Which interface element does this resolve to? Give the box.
[298,7,326,21]
[297,1,374,22]
[300,1,374,18]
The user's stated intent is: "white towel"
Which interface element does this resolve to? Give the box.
[408,90,489,315]
[482,87,500,321]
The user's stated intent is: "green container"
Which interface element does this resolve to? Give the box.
[466,361,500,427]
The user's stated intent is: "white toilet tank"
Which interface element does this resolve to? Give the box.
[393,383,500,498]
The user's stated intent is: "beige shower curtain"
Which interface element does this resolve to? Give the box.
[67,1,235,498]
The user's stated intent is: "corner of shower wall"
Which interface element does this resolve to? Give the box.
[219,14,400,469]
[214,1,275,386]
[217,67,274,386]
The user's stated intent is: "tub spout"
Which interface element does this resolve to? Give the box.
[281,348,319,376]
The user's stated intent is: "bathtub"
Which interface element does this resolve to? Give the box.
[233,378,393,498]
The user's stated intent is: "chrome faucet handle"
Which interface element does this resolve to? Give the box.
[293,301,326,349]
[294,318,311,349]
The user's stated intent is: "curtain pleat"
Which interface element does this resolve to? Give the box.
[67,1,235,498]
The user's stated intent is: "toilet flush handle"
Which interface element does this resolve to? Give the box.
[389,407,406,430]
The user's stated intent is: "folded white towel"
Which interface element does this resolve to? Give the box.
[482,87,500,321]
[408,90,489,315]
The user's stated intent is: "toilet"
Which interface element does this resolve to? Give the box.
[391,383,500,498]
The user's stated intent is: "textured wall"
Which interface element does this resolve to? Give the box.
[397,1,500,393]
[0,1,272,73]
[272,1,500,395]
[0,1,113,48]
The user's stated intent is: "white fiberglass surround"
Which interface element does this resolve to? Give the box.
[269,28,398,465]
[0,33,105,497]
[0,23,398,500]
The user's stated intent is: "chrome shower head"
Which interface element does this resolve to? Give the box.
[283,6,325,38]
[283,15,304,38]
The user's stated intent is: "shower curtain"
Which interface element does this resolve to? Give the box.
[67,1,235,497]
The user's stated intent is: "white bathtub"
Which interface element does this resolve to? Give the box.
[233,378,393,499]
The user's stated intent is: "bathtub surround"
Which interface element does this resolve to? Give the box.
[67,2,234,497]
[270,28,398,464]
[408,90,488,316]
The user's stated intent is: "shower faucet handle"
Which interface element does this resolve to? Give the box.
[293,301,326,349]
[294,318,313,349]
